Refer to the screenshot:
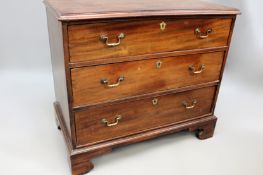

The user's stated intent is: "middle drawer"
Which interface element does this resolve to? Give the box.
[71,52,224,107]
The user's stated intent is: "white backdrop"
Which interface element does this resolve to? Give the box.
[0,1,262,175]
[207,0,263,85]
[0,0,51,72]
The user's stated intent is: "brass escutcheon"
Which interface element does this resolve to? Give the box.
[160,21,166,31]
[156,60,162,69]
[152,98,158,106]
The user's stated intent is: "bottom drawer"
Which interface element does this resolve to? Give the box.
[75,86,216,146]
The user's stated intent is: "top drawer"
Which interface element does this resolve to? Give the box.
[68,18,232,62]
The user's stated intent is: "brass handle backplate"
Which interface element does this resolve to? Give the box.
[189,64,205,74]
[101,115,122,127]
[182,99,197,109]
[101,76,125,88]
[100,33,125,47]
[195,28,213,39]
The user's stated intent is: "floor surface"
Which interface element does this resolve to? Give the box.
[0,71,262,175]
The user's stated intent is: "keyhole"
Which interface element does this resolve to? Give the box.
[156,60,162,69]
[152,98,158,106]
[160,21,166,31]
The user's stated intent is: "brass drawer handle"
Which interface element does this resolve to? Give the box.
[195,28,213,39]
[100,33,125,47]
[182,99,197,109]
[101,76,125,88]
[189,64,205,74]
[101,115,122,127]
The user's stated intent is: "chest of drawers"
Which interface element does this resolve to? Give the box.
[44,0,240,174]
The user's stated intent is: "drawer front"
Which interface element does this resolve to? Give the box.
[71,52,224,107]
[68,18,232,62]
[75,86,216,146]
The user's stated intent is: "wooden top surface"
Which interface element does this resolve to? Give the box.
[44,0,240,21]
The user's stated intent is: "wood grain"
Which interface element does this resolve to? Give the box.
[70,148,111,175]
[45,0,240,174]
[69,46,228,68]
[46,8,72,136]
[71,52,224,107]
[44,0,240,21]
[68,18,232,62]
[55,100,217,175]
[75,86,216,146]
[211,16,237,115]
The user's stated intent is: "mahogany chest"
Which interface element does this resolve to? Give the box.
[44,0,240,174]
